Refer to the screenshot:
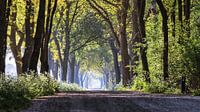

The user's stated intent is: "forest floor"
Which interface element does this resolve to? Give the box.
[22,91,200,112]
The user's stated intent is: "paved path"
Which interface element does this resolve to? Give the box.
[22,91,200,112]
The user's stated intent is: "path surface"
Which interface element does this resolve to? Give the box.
[22,91,200,112]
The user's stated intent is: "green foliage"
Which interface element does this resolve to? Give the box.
[18,74,58,98]
[57,83,83,92]
[0,73,58,111]
[192,89,200,96]
[130,76,181,94]
[0,77,30,111]
[114,84,130,91]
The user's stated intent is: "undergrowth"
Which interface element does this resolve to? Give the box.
[0,73,82,112]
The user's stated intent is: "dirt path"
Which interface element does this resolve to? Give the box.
[22,91,200,112]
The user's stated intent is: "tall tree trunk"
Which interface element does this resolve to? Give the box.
[22,0,34,73]
[178,0,183,43]
[40,0,57,73]
[70,52,75,83]
[156,0,169,81]
[0,0,11,74]
[74,62,80,85]
[62,2,71,81]
[130,0,140,79]
[10,4,23,75]
[171,0,176,38]
[109,38,121,84]
[184,0,190,37]
[29,0,46,73]
[138,0,150,83]
[120,0,130,86]
[181,0,190,93]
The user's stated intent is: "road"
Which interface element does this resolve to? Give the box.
[22,91,200,112]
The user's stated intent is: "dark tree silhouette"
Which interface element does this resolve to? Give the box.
[29,0,46,72]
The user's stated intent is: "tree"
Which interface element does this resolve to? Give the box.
[109,38,121,84]
[0,0,11,74]
[156,0,169,81]
[62,0,79,81]
[29,0,46,73]
[9,4,24,75]
[22,0,34,73]
[87,0,131,86]
[40,0,58,73]
[138,0,150,83]
[119,0,130,86]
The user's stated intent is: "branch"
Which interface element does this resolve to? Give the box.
[69,0,79,32]
[70,36,99,53]
[86,0,120,47]
[102,0,119,8]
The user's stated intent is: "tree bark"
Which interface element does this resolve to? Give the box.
[138,0,150,83]
[29,0,46,73]
[120,0,130,86]
[109,38,121,84]
[171,0,176,38]
[130,0,140,79]
[69,52,75,83]
[9,4,23,75]
[74,62,80,85]
[62,1,71,81]
[184,0,190,37]
[181,0,190,93]
[156,0,169,81]
[0,0,11,74]
[40,0,57,73]
[22,0,34,73]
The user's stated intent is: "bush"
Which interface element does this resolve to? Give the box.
[114,84,131,91]
[58,83,82,92]
[18,75,58,98]
[143,81,167,93]
[192,89,200,96]
[131,76,181,94]
[131,76,147,91]
[0,73,58,111]
[0,77,30,111]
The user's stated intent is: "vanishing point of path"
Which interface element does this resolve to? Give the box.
[22,91,200,112]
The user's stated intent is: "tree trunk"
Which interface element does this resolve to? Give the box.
[70,52,75,83]
[40,0,57,73]
[74,62,80,85]
[156,0,169,81]
[0,0,11,74]
[109,38,121,84]
[29,0,46,73]
[138,0,150,83]
[171,0,176,38]
[105,72,109,89]
[9,4,23,75]
[22,0,34,73]
[130,0,140,79]
[184,0,190,37]
[181,0,190,93]
[120,0,130,86]
[62,2,71,81]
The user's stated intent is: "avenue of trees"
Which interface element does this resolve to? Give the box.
[0,0,200,92]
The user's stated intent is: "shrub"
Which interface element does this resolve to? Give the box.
[143,81,167,93]
[19,75,58,98]
[58,83,82,92]
[192,89,200,96]
[131,76,147,91]
[0,73,58,111]
[0,77,30,111]
[131,76,179,94]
